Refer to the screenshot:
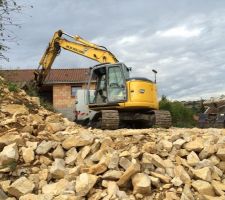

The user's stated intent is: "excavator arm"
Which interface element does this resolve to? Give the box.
[34,30,118,86]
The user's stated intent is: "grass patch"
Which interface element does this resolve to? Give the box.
[8,82,19,92]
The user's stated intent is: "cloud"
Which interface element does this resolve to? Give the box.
[1,0,225,101]
[156,26,203,38]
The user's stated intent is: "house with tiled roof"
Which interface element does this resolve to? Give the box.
[0,68,92,120]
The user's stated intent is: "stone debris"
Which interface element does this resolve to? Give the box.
[8,177,35,198]
[192,180,215,196]
[132,173,151,194]
[75,173,98,196]
[1,77,225,199]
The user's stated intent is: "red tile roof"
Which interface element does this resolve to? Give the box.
[0,68,90,84]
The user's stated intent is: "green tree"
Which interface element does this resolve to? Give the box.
[159,95,196,127]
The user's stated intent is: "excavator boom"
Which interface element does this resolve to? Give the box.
[35,30,118,86]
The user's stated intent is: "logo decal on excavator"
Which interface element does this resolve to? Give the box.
[139,89,145,94]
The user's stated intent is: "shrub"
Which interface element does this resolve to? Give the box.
[159,96,196,127]
[8,82,18,92]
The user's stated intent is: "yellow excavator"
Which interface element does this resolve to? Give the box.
[35,30,171,129]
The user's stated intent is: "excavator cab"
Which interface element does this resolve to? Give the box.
[88,63,129,107]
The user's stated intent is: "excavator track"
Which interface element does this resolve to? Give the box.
[101,110,119,130]
[153,110,172,128]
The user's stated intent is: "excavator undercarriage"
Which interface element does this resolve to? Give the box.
[89,110,172,129]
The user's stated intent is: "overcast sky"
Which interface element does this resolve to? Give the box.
[1,0,225,100]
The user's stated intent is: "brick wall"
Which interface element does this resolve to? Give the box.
[53,83,95,121]
[53,84,77,121]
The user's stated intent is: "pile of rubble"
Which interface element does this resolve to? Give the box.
[1,76,225,200]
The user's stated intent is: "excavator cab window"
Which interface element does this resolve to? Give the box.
[88,64,127,105]
[108,65,126,102]
[90,67,107,104]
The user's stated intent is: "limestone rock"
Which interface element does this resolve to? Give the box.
[171,177,183,187]
[192,167,212,182]
[142,142,156,153]
[39,169,49,181]
[21,147,34,163]
[102,170,123,180]
[45,122,66,133]
[0,134,23,146]
[160,140,173,152]
[150,154,166,168]
[174,165,191,184]
[42,179,73,196]
[108,153,119,169]
[117,163,140,187]
[75,173,98,197]
[8,177,35,198]
[52,145,65,159]
[181,184,194,200]
[149,172,171,183]
[106,181,119,199]
[62,132,94,149]
[36,141,55,155]
[132,173,151,195]
[26,141,38,150]
[187,151,200,166]
[50,158,66,179]
[65,147,78,165]
[184,138,204,152]
[199,145,216,159]
[0,189,8,200]
[119,157,131,170]
[19,193,53,200]
[87,162,107,175]
[149,176,160,188]
[217,148,225,161]
[173,139,186,149]
[0,143,19,166]
[0,180,11,193]
[1,104,28,115]
[192,180,215,196]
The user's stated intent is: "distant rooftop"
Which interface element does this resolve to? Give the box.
[0,68,90,84]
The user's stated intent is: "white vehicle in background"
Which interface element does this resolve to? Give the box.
[74,89,96,125]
